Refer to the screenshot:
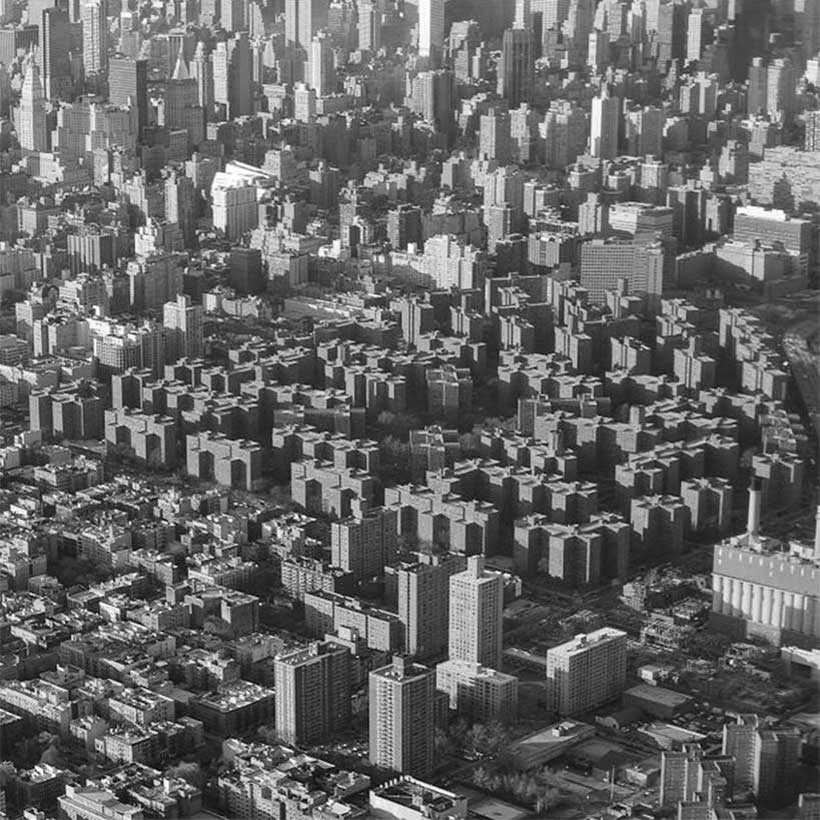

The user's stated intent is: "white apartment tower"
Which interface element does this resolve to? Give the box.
[448,555,504,670]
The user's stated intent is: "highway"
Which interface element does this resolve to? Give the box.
[783,317,820,444]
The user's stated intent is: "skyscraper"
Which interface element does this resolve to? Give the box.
[42,4,73,101]
[387,204,423,251]
[163,294,203,361]
[163,52,202,144]
[795,0,820,61]
[541,0,571,32]
[545,628,627,716]
[220,0,245,34]
[590,88,620,159]
[418,0,445,59]
[448,555,504,670]
[17,57,48,153]
[369,656,435,777]
[191,42,214,111]
[308,30,335,97]
[747,57,767,114]
[358,1,382,52]
[806,110,820,152]
[286,0,329,50]
[108,56,148,138]
[686,7,707,63]
[81,0,107,76]
[514,0,532,28]
[410,69,455,136]
[213,32,252,119]
[498,27,534,107]
[165,170,197,247]
[766,58,795,122]
[273,641,351,746]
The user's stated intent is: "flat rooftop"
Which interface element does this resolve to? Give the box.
[624,684,693,708]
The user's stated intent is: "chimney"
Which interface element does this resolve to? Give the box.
[747,477,762,538]
[814,505,820,561]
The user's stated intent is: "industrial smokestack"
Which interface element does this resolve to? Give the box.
[747,477,762,539]
[814,505,820,561]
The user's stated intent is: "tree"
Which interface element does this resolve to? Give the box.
[434,727,454,758]
[459,432,481,457]
[465,721,512,758]
[684,630,731,660]
[376,411,421,439]
[39,739,65,768]
[269,485,294,510]
[0,762,16,787]
[166,761,205,790]
[378,436,412,485]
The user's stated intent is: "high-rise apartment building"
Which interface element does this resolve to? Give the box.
[660,743,734,809]
[387,204,423,251]
[42,4,73,101]
[436,660,518,722]
[273,641,351,746]
[733,206,813,275]
[608,202,674,237]
[448,555,504,670]
[498,27,534,107]
[81,0,107,76]
[397,552,466,659]
[580,238,671,303]
[545,628,627,716]
[163,294,203,361]
[369,656,435,777]
[331,508,398,581]
[723,714,801,806]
